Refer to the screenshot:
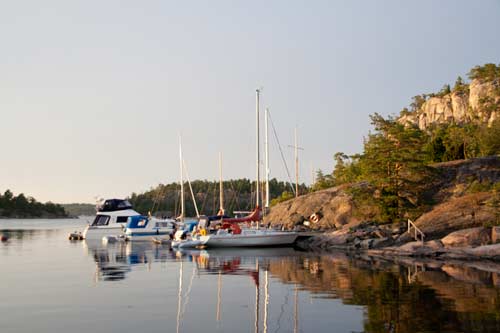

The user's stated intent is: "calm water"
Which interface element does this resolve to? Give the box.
[1,219,500,333]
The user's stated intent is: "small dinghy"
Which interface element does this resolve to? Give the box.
[68,231,84,241]
[172,239,204,248]
[102,235,127,244]
[171,229,200,248]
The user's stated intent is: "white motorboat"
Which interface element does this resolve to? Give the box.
[124,215,176,241]
[83,199,141,240]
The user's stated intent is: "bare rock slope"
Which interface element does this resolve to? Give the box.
[265,157,499,233]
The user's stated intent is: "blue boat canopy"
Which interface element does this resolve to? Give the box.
[126,216,149,229]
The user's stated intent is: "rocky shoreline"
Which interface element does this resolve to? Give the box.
[296,224,500,261]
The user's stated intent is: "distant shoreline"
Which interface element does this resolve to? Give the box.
[0,216,78,220]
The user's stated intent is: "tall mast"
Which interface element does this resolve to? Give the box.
[294,127,299,198]
[179,136,185,221]
[183,159,200,218]
[219,152,224,215]
[255,89,261,209]
[265,108,270,209]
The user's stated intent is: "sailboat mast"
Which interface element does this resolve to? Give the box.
[265,108,270,209]
[219,152,224,215]
[255,89,261,209]
[179,136,185,221]
[294,128,299,198]
[183,159,200,218]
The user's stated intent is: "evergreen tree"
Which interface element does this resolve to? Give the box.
[357,114,434,222]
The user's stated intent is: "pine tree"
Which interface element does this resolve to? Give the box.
[358,114,434,222]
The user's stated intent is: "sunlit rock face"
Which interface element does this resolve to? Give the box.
[398,79,498,129]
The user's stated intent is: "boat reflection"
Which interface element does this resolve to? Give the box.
[82,242,500,332]
[83,240,175,282]
[174,248,302,333]
[177,249,500,333]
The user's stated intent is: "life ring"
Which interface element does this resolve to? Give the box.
[309,213,320,224]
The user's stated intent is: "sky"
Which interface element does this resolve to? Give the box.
[1,0,500,204]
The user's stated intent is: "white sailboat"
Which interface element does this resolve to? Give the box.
[171,137,205,248]
[200,89,298,248]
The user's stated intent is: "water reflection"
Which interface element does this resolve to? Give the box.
[264,254,500,333]
[2,221,500,332]
[0,228,60,242]
[81,242,500,332]
[83,240,176,281]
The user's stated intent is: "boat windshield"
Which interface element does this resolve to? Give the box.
[92,215,110,226]
[97,199,133,212]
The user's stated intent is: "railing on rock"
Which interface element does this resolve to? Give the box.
[407,219,425,243]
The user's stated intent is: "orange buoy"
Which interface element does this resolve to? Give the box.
[309,213,322,224]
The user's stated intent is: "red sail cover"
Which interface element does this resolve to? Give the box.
[220,206,261,224]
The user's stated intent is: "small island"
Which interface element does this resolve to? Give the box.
[0,190,68,218]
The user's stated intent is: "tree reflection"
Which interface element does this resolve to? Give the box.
[267,254,500,333]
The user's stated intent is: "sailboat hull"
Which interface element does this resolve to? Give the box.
[200,231,297,248]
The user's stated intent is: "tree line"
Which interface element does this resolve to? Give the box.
[0,190,67,218]
[128,178,307,217]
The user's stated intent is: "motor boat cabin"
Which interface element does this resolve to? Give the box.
[124,215,176,241]
[83,199,141,240]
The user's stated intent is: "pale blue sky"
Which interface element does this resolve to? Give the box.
[1,0,499,203]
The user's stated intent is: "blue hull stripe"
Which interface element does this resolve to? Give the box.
[128,231,171,236]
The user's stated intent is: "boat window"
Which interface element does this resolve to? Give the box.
[92,215,110,226]
[117,200,132,209]
[155,222,173,228]
[116,216,128,223]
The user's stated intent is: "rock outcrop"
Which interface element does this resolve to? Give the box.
[398,79,499,130]
[492,226,500,244]
[267,157,499,235]
[263,185,366,229]
[441,227,491,248]
[414,192,498,239]
[430,157,500,202]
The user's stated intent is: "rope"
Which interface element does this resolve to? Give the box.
[268,111,296,195]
